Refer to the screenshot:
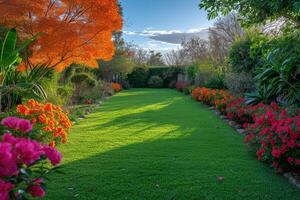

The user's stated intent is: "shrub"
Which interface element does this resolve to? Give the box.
[225,72,256,95]
[112,83,122,92]
[175,81,188,92]
[102,81,115,97]
[253,30,300,106]
[127,67,149,88]
[120,80,131,90]
[229,30,268,73]
[147,76,163,88]
[204,74,226,89]
[16,99,72,147]
[183,86,194,95]
[244,103,300,173]
[191,87,233,113]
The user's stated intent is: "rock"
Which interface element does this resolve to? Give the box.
[228,121,236,127]
[217,176,224,182]
[237,129,245,134]
[220,115,227,120]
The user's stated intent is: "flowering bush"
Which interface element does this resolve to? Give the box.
[16,99,72,147]
[0,117,62,200]
[226,98,256,124]
[244,103,300,173]
[191,87,233,113]
[112,83,122,92]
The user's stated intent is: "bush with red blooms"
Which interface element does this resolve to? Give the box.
[191,87,233,114]
[225,97,257,124]
[244,103,300,173]
[112,83,122,92]
[176,81,188,92]
[0,117,62,200]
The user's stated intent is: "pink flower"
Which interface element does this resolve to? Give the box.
[2,133,17,145]
[271,148,281,159]
[28,185,45,198]
[0,180,14,200]
[1,117,19,130]
[1,117,32,133]
[15,139,43,166]
[43,146,62,166]
[17,119,32,133]
[0,142,17,177]
[287,157,294,164]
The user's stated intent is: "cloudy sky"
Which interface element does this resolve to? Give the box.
[120,0,215,52]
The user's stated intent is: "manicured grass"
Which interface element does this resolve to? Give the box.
[46,89,300,200]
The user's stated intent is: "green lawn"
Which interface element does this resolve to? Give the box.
[46,89,300,200]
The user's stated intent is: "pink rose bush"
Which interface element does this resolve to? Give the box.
[0,116,62,200]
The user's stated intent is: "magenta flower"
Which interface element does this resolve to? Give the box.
[1,117,19,130]
[2,133,17,145]
[1,117,32,133]
[0,142,18,177]
[15,139,43,166]
[0,180,14,200]
[17,119,33,133]
[43,145,62,166]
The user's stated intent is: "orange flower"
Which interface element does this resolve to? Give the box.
[16,99,72,146]
[17,105,29,115]
[49,141,56,147]
[44,103,53,112]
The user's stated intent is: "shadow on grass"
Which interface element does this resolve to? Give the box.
[46,89,300,200]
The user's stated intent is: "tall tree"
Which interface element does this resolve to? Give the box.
[208,13,244,68]
[0,0,123,70]
[200,0,300,26]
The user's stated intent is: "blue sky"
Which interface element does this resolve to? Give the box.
[120,0,214,52]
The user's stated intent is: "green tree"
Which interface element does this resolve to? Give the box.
[199,0,300,26]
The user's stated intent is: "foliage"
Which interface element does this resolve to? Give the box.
[16,99,72,147]
[112,83,122,92]
[147,76,163,88]
[102,81,115,97]
[186,64,198,83]
[42,73,73,106]
[229,31,268,73]
[245,103,300,173]
[254,31,300,106]
[225,72,256,95]
[127,67,149,88]
[120,80,131,90]
[0,29,52,111]
[98,55,135,81]
[199,0,300,27]
[0,0,123,70]
[204,74,226,89]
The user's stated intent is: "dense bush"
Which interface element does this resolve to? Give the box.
[147,76,163,88]
[253,30,300,106]
[204,74,226,89]
[225,72,256,95]
[120,80,130,90]
[245,103,300,173]
[229,31,268,73]
[127,67,149,88]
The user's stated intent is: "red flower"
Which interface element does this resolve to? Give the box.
[271,148,281,159]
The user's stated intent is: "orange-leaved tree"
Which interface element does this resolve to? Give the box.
[0,0,122,71]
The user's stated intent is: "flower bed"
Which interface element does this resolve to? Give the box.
[112,83,122,92]
[0,101,72,199]
[191,87,300,175]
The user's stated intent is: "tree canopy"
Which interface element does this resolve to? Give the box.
[0,0,123,71]
[199,0,300,26]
